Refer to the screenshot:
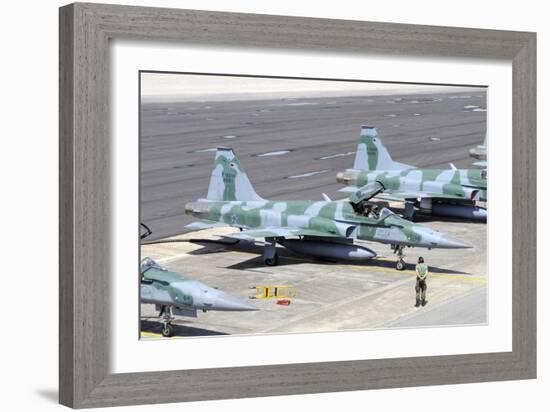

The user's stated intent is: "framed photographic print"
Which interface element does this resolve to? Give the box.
[59,2,536,408]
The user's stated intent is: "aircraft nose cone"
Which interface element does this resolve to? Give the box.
[214,292,258,311]
[437,234,471,249]
[414,227,470,249]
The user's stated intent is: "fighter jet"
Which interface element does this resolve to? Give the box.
[184,147,469,271]
[140,257,257,337]
[336,126,487,221]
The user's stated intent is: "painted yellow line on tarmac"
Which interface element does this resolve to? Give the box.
[140,331,162,338]
[425,273,486,282]
[227,249,486,283]
[349,265,487,283]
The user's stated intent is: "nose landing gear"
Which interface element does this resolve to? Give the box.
[392,244,406,271]
[159,305,175,337]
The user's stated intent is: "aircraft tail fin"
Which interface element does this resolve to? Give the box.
[353,126,411,171]
[206,148,264,202]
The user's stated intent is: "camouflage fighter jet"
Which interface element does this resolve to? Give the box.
[140,257,257,337]
[184,148,469,270]
[336,126,487,221]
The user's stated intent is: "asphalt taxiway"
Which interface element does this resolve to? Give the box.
[140,89,486,240]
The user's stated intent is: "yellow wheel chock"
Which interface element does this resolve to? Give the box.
[250,285,296,299]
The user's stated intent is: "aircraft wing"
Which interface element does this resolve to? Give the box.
[375,192,465,201]
[186,221,343,240]
[225,227,342,240]
[341,186,464,202]
[184,220,228,231]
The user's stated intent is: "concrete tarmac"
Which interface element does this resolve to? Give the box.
[140,220,486,338]
[386,285,487,328]
[139,88,487,337]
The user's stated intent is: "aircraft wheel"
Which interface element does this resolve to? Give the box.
[162,324,174,338]
[264,253,279,266]
[396,259,405,271]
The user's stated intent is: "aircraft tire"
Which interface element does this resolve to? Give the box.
[162,324,174,337]
[396,259,405,271]
[264,253,279,266]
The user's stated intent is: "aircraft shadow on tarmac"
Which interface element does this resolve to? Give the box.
[188,239,472,275]
[140,319,229,337]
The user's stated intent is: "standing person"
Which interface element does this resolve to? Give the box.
[415,257,429,307]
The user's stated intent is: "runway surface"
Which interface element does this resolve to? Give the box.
[140,89,486,240]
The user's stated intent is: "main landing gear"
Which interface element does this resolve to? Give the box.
[404,202,416,221]
[158,305,175,337]
[392,244,406,271]
[263,237,279,266]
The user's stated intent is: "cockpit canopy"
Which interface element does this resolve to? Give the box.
[379,207,394,219]
[352,200,397,222]
[140,257,166,274]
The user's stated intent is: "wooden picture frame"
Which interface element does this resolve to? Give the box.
[59,2,536,408]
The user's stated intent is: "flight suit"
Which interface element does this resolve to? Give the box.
[415,262,429,306]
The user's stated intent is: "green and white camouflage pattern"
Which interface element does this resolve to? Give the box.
[187,198,465,248]
[352,125,412,171]
[140,257,256,315]
[339,167,487,202]
[184,147,469,267]
[206,147,264,202]
[336,126,487,220]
